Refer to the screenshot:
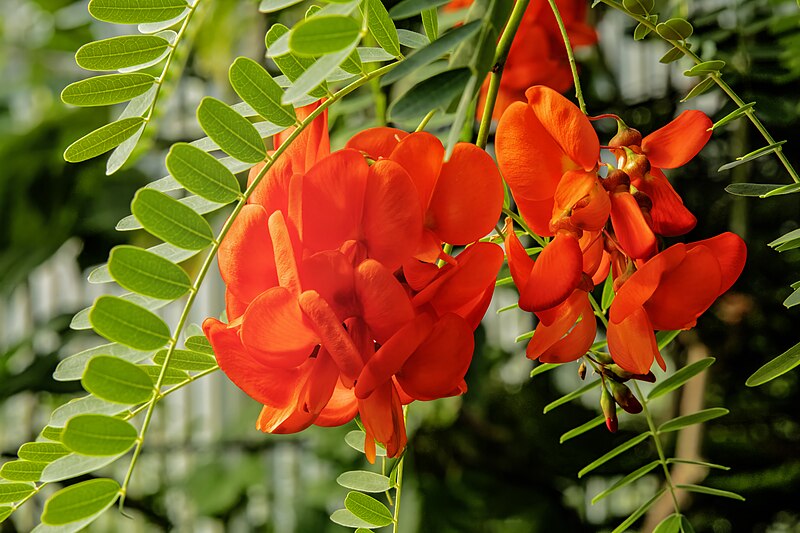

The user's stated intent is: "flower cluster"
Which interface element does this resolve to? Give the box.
[203,104,504,460]
[496,86,747,376]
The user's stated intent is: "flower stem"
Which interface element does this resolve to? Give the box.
[588,293,609,328]
[546,0,587,114]
[392,406,409,533]
[475,0,532,149]
[633,381,682,514]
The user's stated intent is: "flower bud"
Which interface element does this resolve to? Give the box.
[601,385,618,433]
[578,362,587,380]
[609,121,643,148]
[620,148,650,180]
[603,363,633,382]
[608,380,643,414]
[602,169,631,193]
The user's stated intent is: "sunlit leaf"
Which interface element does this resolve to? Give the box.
[725,182,800,197]
[0,461,46,482]
[344,431,386,456]
[54,343,151,382]
[592,460,660,503]
[49,395,131,427]
[530,362,559,378]
[289,15,361,56]
[667,458,730,470]
[108,245,192,300]
[675,484,745,501]
[659,46,683,64]
[61,74,156,107]
[544,379,601,414]
[17,443,70,463]
[421,8,438,42]
[0,483,35,504]
[283,44,357,104]
[153,349,217,371]
[658,407,728,433]
[330,509,377,529]
[0,507,12,523]
[611,488,666,533]
[82,355,155,404]
[41,479,120,525]
[601,272,615,310]
[656,330,680,350]
[337,471,392,493]
[40,454,122,483]
[653,514,683,533]
[64,117,145,163]
[72,293,169,331]
[746,340,800,386]
[390,67,471,121]
[166,143,242,204]
[633,22,651,40]
[139,365,190,384]
[397,29,429,48]
[75,35,170,71]
[131,189,215,250]
[61,415,138,456]
[88,0,188,24]
[712,103,756,130]
[389,0,449,19]
[119,194,224,232]
[229,58,296,127]
[681,77,714,102]
[184,335,215,356]
[366,0,401,57]
[197,97,267,163]
[718,141,787,172]
[578,431,651,478]
[343,492,393,527]
[40,426,64,442]
[656,18,693,41]
[259,0,305,12]
[560,410,621,444]
[266,24,328,98]
[623,0,654,16]
[684,60,726,76]
[648,357,715,400]
[89,295,171,350]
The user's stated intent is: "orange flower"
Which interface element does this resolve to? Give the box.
[607,232,747,374]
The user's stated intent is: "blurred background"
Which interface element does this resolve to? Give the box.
[2,0,800,531]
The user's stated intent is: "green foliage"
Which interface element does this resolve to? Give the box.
[591,460,660,503]
[390,68,473,121]
[41,478,120,526]
[543,379,601,413]
[196,98,268,164]
[228,58,297,127]
[389,0,450,19]
[622,0,654,17]
[718,141,788,172]
[675,484,745,501]
[131,189,215,250]
[684,60,726,76]
[344,430,387,456]
[0,483,35,505]
[659,46,684,64]
[41,454,123,483]
[17,443,70,463]
[746,339,800,386]
[711,102,756,130]
[681,77,715,102]
[108,245,192,299]
[82,356,155,404]
[54,343,152,382]
[49,395,132,427]
[344,492,394,527]
[184,335,215,355]
[653,513,683,533]
[63,118,146,163]
[88,0,189,24]
[421,8,439,41]
[337,471,393,493]
[266,24,328,98]
[658,408,729,433]
[61,74,157,107]
[166,144,242,204]
[89,295,171,350]
[366,0,402,57]
[577,432,651,478]
[611,488,666,533]
[0,461,46,483]
[153,349,217,371]
[724,182,800,197]
[289,16,362,56]
[656,18,694,41]
[329,508,377,529]
[648,357,715,400]
[61,415,139,456]
[75,35,171,71]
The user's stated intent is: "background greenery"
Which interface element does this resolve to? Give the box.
[2,0,799,530]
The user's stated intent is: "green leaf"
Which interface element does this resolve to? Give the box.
[633,22,652,40]
[64,117,145,163]
[266,24,328,98]
[656,330,681,350]
[684,60,725,76]
[40,454,122,483]
[120,194,224,232]
[17,443,70,463]
[667,458,730,470]
[108,245,191,300]
[578,431,651,478]
[648,357,715,400]
[0,461,46,482]
[153,349,217,371]
[343,492,393,527]
[185,335,215,356]
[421,8,438,42]
[658,407,728,433]
[337,471,392,493]
[680,516,696,533]
[724,182,800,197]
[675,484,745,501]
[397,29,429,48]
[40,426,64,442]
[544,379,601,414]
[783,286,800,308]
[0,483,35,504]
[592,460,660,503]
[55,343,151,382]
[344,431,386,456]
[656,18,694,41]
[139,365,190,384]
[681,77,714,102]
[229,58,297,127]
[82,355,155,404]
[611,488,666,533]
[89,243,201,284]
[330,509,377,529]
[367,0,401,57]
[75,35,170,71]
[718,141,787,172]
[560,412,614,443]
[390,67,471,121]
[289,15,361,56]
[601,272,615,310]
[89,0,188,23]
[746,340,800,386]
[283,44,358,104]
[659,46,683,64]
[166,143,241,204]
[355,529,373,533]
[0,507,12,523]
[623,0,654,16]
[712,103,756,130]
[61,415,138,456]
[769,228,800,248]
[131,189,215,250]
[89,295,171,350]
[197,97,267,163]
[41,479,120,526]
[382,21,480,86]
[530,362,559,378]
[259,0,305,12]
[653,514,683,533]
[49,395,131,427]
[61,73,156,107]
[389,0,449,19]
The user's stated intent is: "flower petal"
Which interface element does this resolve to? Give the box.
[641,110,712,169]
[354,259,415,345]
[519,232,582,312]
[607,306,660,374]
[634,168,696,236]
[345,127,407,159]
[359,381,407,461]
[609,192,657,260]
[427,242,504,316]
[268,210,302,296]
[526,290,584,358]
[300,347,340,415]
[300,250,356,319]
[275,102,330,173]
[538,294,596,364]
[388,131,444,209]
[685,232,746,295]
[314,379,359,426]
[504,219,534,293]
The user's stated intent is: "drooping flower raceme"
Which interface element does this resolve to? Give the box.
[203,106,504,461]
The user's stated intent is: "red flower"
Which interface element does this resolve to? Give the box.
[607,232,747,374]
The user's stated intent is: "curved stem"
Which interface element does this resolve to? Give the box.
[588,293,609,329]
[633,382,682,514]
[546,0,587,114]
[598,0,800,183]
[475,0,532,148]
[502,207,548,247]
[117,60,401,508]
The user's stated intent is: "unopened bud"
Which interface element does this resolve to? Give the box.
[632,371,657,383]
[594,351,613,365]
[602,170,631,193]
[601,385,618,433]
[609,121,643,148]
[603,363,633,382]
[608,380,643,414]
[620,148,650,180]
[578,362,587,380]
[633,191,653,212]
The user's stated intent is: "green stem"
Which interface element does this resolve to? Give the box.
[633,381,682,514]
[588,293,609,329]
[416,109,438,132]
[475,0,532,148]
[546,0,587,114]
[117,60,402,509]
[392,405,409,533]
[502,207,548,247]
[598,0,800,184]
